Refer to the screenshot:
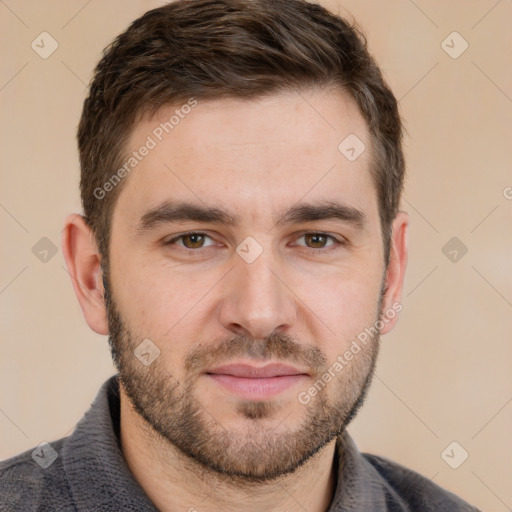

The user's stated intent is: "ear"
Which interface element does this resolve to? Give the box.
[379,210,409,335]
[61,214,109,335]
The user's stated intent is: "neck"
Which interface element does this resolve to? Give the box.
[119,389,338,512]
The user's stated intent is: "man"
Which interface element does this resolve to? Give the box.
[0,0,479,510]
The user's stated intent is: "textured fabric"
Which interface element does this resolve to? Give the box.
[0,375,480,511]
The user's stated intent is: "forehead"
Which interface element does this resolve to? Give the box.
[113,88,377,229]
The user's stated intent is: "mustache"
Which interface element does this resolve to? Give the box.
[184,331,327,376]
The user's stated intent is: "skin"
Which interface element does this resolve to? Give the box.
[62,87,408,512]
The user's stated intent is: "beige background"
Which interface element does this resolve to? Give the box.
[1,1,511,510]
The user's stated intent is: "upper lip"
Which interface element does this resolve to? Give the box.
[205,363,308,378]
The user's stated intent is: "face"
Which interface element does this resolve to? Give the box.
[105,88,390,481]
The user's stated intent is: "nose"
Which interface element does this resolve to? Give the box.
[218,248,298,340]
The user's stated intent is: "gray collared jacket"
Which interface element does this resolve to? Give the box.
[0,376,480,511]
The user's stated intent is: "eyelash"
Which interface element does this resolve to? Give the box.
[164,231,345,254]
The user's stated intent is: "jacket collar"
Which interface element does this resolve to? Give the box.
[62,375,397,511]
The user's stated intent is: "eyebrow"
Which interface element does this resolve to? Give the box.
[137,201,239,234]
[136,199,366,234]
[274,200,366,229]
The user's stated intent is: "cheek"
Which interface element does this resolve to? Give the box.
[295,264,382,353]
[113,254,198,317]
[114,264,221,358]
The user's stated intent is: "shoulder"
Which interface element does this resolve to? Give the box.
[362,452,481,512]
[0,438,75,511]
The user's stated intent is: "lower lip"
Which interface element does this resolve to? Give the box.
[206,374,307,400]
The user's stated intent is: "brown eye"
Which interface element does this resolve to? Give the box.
[293,233,343,252]
[181,233,207,248]
[166,232,215,249]
[304,233,329,248]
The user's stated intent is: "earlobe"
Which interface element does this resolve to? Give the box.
[379,210,409,335]
[61,214,109,335]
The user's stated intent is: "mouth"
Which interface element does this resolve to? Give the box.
[204,362,309,400]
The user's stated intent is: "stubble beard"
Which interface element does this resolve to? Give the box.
[103,273,382,483]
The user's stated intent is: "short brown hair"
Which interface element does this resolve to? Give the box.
[78,0,405,270]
